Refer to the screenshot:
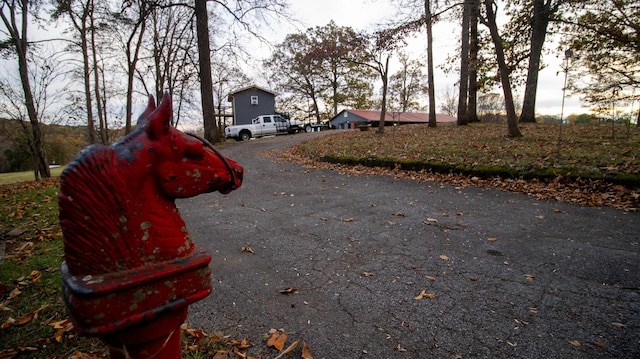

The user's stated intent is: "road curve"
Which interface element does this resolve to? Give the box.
[180,132,639,358]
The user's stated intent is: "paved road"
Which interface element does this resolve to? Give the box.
[180,132,639,358]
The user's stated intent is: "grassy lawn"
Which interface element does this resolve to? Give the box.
[0,167,64,186]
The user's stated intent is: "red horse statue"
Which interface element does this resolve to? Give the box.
[59,93,243,358]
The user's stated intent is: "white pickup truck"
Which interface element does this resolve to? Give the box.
[225,114,303,141]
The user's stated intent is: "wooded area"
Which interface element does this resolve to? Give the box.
[1,0,638,178]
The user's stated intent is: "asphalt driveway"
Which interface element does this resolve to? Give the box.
[180,132,639,358]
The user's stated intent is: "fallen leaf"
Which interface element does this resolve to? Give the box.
[523,274,535,281]
[426,217,438,223]
[273,338,302,359]
[232,337,252,350]
[487,237,497,241]
[424,275,437,281]
[415,290,436,300]
[341,217,354,222]
[1,317,15,330]
[279,287,298,295]
[612,322,626,328]
[393,211,406,217]
[301,340,314,359]
[593,341,606,349]
[29,270,41,283]
[241,245,255,254]
[0,348,17,359]
[267,329,288,350]
[568,340,581,347]
[363,272,374,277]
[439,255,449,261]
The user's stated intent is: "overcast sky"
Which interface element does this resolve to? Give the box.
[259,0,586,116]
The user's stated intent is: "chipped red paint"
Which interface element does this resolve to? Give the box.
[59,93,243,358]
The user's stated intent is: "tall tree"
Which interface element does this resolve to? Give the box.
[311,21,374,117]
[266,23,374,121]
[195,0,217,142]
[481,0,521,137]
[457,0,471,125]
[351,30,399,134]
[0,0,50,179]
[516,0,573,123]
[467,0,479,123]
[115,0,152,134]
[265,32,324,121]
[147,4,199,128]
[52,0,101,144]
[561,0,640,126]
[424,0,437,127]
[389,53,427,112]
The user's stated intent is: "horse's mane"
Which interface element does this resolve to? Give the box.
[59,144,147,275]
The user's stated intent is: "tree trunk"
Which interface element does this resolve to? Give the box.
[377,56,390,134]
[483,0,521,137]
[519,0,550,123]
[79,16,96,144]
[457,0,471,126]
[195,0,219,143]
[468,0,479,123]
[88,0,107,144]
[424,0,437,128]
[2,0,50,178]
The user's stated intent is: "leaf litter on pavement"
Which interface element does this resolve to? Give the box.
[275,123,640,212]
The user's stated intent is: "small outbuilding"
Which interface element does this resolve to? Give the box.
[228,85,277,125]
[329,109,457,129]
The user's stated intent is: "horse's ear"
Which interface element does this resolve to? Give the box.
[145,92,172,139]
[136,95,157,127]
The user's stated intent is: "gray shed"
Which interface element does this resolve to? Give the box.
[228,85,277,125]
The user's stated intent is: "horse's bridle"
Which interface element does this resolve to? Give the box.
[186,132,237,188]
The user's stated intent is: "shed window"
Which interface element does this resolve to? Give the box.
[343,112,348,117]
[250,96,259,105]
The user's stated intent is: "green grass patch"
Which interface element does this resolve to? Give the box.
[0,179,106,358]
[0,167,64,185]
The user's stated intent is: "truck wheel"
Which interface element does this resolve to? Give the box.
[305,124,312,133]
[239,131,251,141]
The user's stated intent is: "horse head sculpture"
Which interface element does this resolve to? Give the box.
[59,92,243,275]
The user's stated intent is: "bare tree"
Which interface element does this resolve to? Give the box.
[0,0,50,179]
[194,0,290,142]
[0,45,68,176]
[468,0,479,122]
[481,0,521,137]
[439,85,458,116]
[389,52,427,112]
[457,0,471,126]
[424,0,437,127]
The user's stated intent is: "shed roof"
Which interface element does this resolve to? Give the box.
[228,85,278,96]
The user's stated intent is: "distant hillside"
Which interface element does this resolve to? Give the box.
[0,119,124,173]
